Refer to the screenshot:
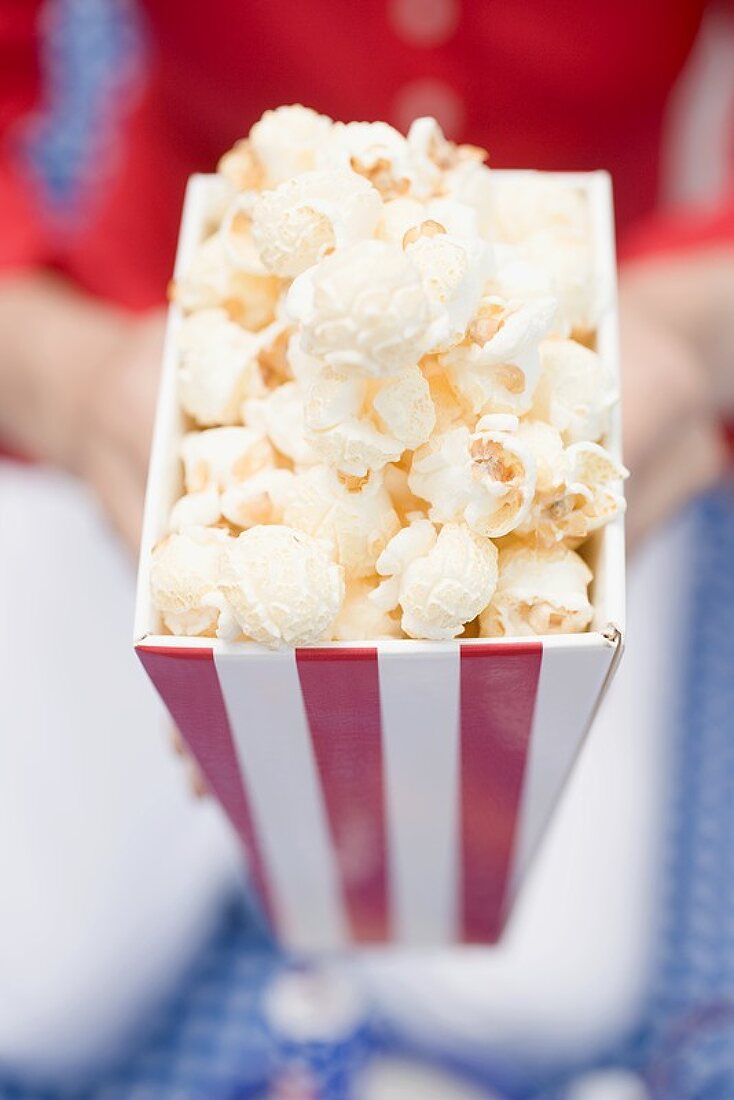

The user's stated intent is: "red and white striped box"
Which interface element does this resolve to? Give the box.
[134,172,625,950]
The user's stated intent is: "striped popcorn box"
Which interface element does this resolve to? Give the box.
[134,172,625,950]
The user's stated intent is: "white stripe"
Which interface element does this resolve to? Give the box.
[214,647,349,950]
[378,644,461,944]
[508,639,615,898]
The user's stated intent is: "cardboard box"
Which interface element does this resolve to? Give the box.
[134,172,625,950]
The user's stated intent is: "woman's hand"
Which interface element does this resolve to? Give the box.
[71,311,166,551]
[0,273,165,552]
[618,270,728,549]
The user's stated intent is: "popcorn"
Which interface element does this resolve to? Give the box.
[423,361,468,431]
[319,120,440,200]
[172,234,281,331]
[441,158,494,236]
[219,196,270,273]
[377,197,427,245]
[371,365,437,450]
[156,109,623,646]
[318,116,481,202]
[248,105,333,186]
[177,309,275,426]
[287,240,437,377]
[331,577,403,641]
[404,227,494,352]
[409,417,536,538]
[181,426,275,492]
[218,526,345,647]
[532,338,617,444]
[244,381,320,466]
[169,487,222,532]
[218,138,262,192]
[305,365,435,477]
[482,176,597,334]
[283,466,400,577]
[490,247,567,335]
[252,170,382,277]
[440,296,557,416]
[379,197,480,249]
[513,419,566,494]
[304,374,401,475]
[517,440,627,545]
[221,468,294,529]
[150,527,230,636]
[286,332,323,387]
[479,544,593,637]
[406,116,486,176]
[484,174,589,244]
[422,195,481,239]
[372,520,498,640]
[521,230,597,335]
[382,460,428,521]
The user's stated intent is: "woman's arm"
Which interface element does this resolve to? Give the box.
[618,249,733,548]
[0,273,165,548]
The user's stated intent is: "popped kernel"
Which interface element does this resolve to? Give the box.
[479,543,593,637]
[177,309,274,426]
[371,365,437,450]
[218,138,262,192]
[482,176,598,333]
[532,338,617,444]
[441,158,495,236]
[483,175,590,244]
[377,194,479,247]
[218,525,344,647]
[172,234,281,331]
[518,440,628,545]
[252,170,382,276]
[305,365,435,477]
[331,577,403,641]
[406,116,486,174]
[373,520,498,640]
[520,229,598,336]
[404,230,494,352]
[440,295,557,415]
[181,426,275,492]
[319,119,440,200]
[220,468,294,529]
[287,239,438,378]
[150,527,230,636]
[409,418,536,538]
[249,105,333,186]
[168,487,222,532]
[219,196,270,273]
[283,465,400,577]
[377,197,428,245]
[381,461,427,521]
[244,381,320,466]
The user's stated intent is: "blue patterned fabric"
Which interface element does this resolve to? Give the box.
[1,486,732,1098]
[532,484,734,1100]
[16,0,146,223]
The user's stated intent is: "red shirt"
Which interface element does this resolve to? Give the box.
[1,0,732,311]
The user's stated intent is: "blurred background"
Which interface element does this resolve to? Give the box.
[1,1,733,1097]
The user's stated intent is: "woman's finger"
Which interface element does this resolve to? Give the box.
[106,314,166,481]
[83,439,147,551]
[625,413,726,549]
[620,309,709,476]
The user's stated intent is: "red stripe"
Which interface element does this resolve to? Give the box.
[459,641,543,943]
[136,644,273,923]
[295,648,388,942]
